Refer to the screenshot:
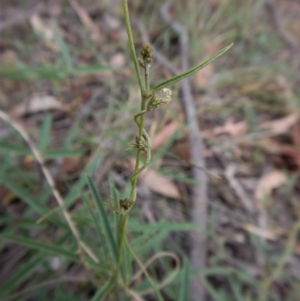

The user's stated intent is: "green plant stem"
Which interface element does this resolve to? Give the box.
[122,0,144,95]
[114,212,129,289]
[129,63,151,202]
[130,112,151,180]
[117,0,153,294]
[129,98,149,202]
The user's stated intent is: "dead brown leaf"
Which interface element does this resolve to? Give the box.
[291,123,300,147]
[109,53,126,69]
[257,138,300,169]
[152,119,182,150]
[61,157,82,174]
[202,119,249,138]
[129,158,180,199]
[240,82,264,94]
[241,223,277,240]
[261,113,299,135]
[30,15,59,51]
[254,170,287,200]
[140,169,180,199]
[13,95,63,116]
[194,63,213,88]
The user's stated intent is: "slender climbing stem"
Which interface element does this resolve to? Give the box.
[129,111,151,180]
[130,85,150,201]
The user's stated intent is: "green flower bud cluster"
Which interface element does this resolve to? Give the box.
[139,43,153,68]
[130,134,148,152]
[119,198,134,210]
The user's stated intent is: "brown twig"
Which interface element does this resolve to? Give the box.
[160,1,208,300]
[0,110,99,263]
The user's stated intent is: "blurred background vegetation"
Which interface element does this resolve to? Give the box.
[0,0,300,300]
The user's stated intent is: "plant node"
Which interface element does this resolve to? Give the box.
[130,134,148,152]
[119,198,134,210]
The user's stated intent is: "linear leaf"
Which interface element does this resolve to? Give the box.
[179,259,190,301]
[90,277,115,301]
[153,43,233,92]
[0,142,31,155]
[0,255,43,296]
[54,24,73,70]
[2,179,47,215]
[0,234,78,261]
[86,176,118,263]
[71,66,110,75]
[0,66,67,80]
[38,114,52,150]
[82,194,104,245]
[44,149,83,158]
[64,123,80,148]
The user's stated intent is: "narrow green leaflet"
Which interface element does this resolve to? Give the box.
[0,66,67,80]
[54,24,73,70]
[86,176,118,263]
[82,194,104,245]
[153,43,233,92]
[38,114,52,150]
[1,179,47,215]
[64,123,80,148]
[90,277,115,301]
[71,66,110,75]
[0,234,78,261]
[0,255,43,296]
[0,142,31,155]
[179,259,190,301]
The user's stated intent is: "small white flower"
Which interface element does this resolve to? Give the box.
[162,88,172,101]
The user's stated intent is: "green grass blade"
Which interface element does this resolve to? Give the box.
[0,66,67,80]
[90,277,115,301]
[1,179,47,215]
[153,43,233,92]
[44,149,83,159]
[179,259,190,301]
[0,255,43,296]
[0,142,31,155]
[0,234,78,261]
[82,194,105,245]
[202,274,230,301]
[38,114,52,150]
[71,66,110,75]
[54,24,73,70]
[64,123,80,148]
[86,176,118,263]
